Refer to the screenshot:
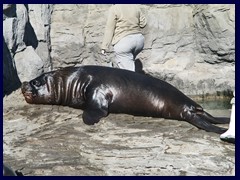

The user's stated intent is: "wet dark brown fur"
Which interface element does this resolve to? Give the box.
[21,65,229,134]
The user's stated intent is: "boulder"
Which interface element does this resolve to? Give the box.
[14,46,44,82]
[3,4,52,96]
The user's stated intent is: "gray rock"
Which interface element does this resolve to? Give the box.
[193,4,235,64]
[35,42,52,72]
[3,18,17,53]
[14,46,44,82]
[28,4,53,70]
[15,4,28,52]
[28,4,52,42]
[2,4,235,97]
[3,4,53,95]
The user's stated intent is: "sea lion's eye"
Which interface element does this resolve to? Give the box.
[31,80,41,87]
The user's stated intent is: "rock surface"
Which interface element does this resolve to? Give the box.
[3,4,235,97]
[3,90,235,176]
[3,4,52,91]
[14,46,44,82]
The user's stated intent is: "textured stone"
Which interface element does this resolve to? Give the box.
[3,4,235,97]
[49,4,235,96]
[28,4,52,42]
[193,4,235,64]
[138,4,235,96]
[35,42,52,72]
[3,4,52,93]
[15,4,28,52]
[14,46,44,82]
[3,17,17,53]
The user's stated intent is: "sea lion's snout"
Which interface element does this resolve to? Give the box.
[21,82,35,104]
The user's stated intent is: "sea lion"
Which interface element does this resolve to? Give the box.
[21,65,229,134]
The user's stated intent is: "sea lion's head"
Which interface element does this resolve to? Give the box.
[21,72,56,104]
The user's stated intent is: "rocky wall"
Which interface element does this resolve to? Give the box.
[3,4,235,97]
[3,4,52,95]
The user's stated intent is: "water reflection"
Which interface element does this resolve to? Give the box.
[196,99,231,110]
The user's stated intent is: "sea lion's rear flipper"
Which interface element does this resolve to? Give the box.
[187,114,227,134]
[82,87,112,125]
[199,111,230,124]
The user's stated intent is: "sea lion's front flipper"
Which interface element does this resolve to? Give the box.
[82,86,113,125]
[82,108,108,125]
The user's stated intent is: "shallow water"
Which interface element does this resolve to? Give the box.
[196,99,232,110]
